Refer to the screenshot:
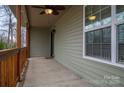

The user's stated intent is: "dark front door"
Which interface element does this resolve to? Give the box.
[50,29,55,57]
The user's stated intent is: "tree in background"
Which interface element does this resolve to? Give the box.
[0,5,17,50]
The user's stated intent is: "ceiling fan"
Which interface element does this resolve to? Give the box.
[32,5,65,15]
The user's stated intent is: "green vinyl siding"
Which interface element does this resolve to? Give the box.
[54,6,124,87]
[30,27,50,57]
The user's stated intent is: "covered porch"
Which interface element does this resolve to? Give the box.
[0,5,93,87]
[0,5,124,87]
[23,57,93,87]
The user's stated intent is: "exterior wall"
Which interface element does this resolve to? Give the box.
[54,6,124,86]
[30,27,50,57]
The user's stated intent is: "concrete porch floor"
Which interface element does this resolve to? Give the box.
[23,57,93,87]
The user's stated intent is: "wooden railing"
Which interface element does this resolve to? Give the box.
[0,47,28,87]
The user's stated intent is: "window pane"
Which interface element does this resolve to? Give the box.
[85,27,111,60]
[85,5,111,30]
[102,27,111,60]
[85,18,91,26]
[102,27,111,43]
[86,32,93,56]
[116,5,124,21]
[86,44,93,56]
[93,29,102,43]
[102,44,111,60]
[117,24,124,62]
[93,12,101,27]
[101,7,111,19]
[101,7,111,25]
[93,44,101,57]
[86,31,93,43]
[85,6,92,17]
[116,5,124,14]
[92,5,100,13]
[101,5,109,10]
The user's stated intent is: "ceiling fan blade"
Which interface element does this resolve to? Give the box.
[32,6,44,8]
[52,10,59,15]
[53,6,65,10]
[40,11,45,15]
[45,5,65,10]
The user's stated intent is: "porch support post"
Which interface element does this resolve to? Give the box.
[26,22,30,58]
[16,5,21,82]
[16,5,21,48]
[25,5,30,58]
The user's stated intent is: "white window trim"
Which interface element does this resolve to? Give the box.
[83,56,124,68]
[82,5,124,68]
[84,24,111,32]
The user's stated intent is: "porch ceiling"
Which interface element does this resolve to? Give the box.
[27,5,70,28]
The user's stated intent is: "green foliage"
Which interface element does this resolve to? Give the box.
[11,42,16,48]
[0,39,16,50]
[0,40,7,50]
[0,5,17,50]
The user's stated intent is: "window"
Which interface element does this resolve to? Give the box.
[116,5,124,63]
[86,27,111,60]
[85,5,111,30]
[117,24,124,63]
[83,5,124,67]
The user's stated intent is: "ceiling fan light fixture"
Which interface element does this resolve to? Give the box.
[88,15,96,21]
[45,9,53,15]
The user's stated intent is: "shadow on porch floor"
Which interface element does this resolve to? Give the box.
[23,57,93,87]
